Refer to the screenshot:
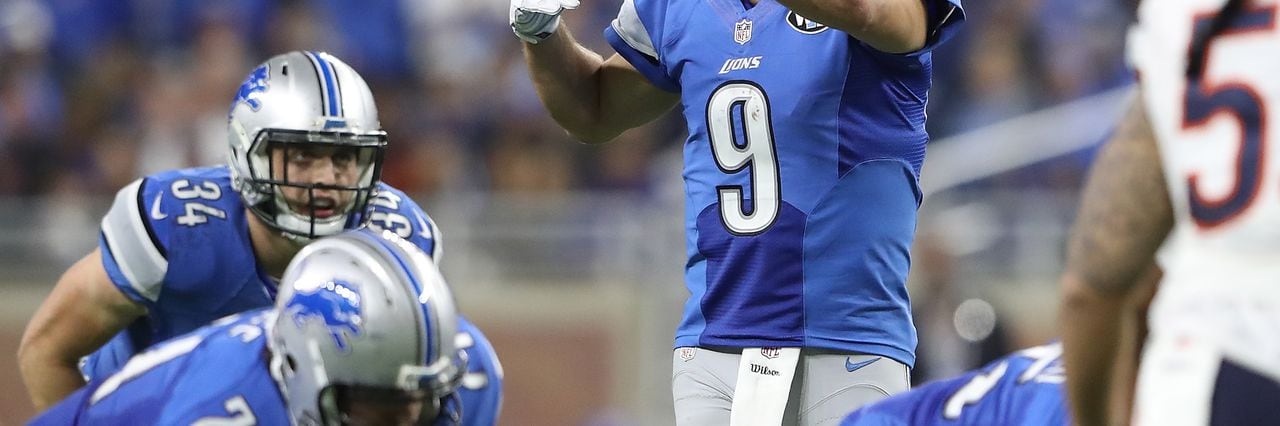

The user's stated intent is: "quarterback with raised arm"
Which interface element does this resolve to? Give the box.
[511,0,964,422]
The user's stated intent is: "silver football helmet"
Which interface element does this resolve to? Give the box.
[228,51,386,240]
[269,228,465,425]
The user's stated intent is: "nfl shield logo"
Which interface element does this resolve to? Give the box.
[679,347,696,362]
[734,19,753,45]
[761,347,781,359]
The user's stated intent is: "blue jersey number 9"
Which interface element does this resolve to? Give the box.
[706,81,781,235]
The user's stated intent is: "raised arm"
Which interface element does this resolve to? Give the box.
[774,0,947,53]
[512,0,680,143]
[1059,98,1172,426]
[19,248,146,410]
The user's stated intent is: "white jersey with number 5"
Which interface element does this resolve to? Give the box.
[1129,0,1280,422]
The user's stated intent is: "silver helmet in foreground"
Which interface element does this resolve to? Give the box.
[268,228,465,425]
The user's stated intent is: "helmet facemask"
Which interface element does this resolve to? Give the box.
[280,351,468,426]
[317,385,431,426]
[313,360,469,426]
[243,128,386,240]
[226,51,390,242]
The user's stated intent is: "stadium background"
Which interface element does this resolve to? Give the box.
[0,0,1134,424]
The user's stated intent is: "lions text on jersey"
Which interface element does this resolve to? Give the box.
[605,0,963,363]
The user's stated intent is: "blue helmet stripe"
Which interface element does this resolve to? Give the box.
[356,231,436,364]
[305,51,341,117]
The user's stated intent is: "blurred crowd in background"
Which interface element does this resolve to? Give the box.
[0,0,1133,199]
[0,0,1138,400]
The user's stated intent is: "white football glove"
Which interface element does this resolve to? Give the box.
[510,0,580,44]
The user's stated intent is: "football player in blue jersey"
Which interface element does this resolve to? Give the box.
[511,0,963,422]
[18,51,502,423]
[840,342,1069,426]
[29,229,471,426]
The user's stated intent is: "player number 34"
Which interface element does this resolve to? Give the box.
[171,179,227,227]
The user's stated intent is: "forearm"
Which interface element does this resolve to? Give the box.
[19,344,87,410]
[19,249,145,410]
[1061,269,1154,426]
[775,0,927,53]
[1059,99,1170,426]
[1060,276,1125,426]
[522,27,614,143]
[1107,265,1159,424]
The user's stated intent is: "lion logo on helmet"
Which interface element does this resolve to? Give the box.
[230,64,270,117]
[286,279,364,353]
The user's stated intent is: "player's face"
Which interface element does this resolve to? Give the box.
[338,388,430,426]
[269,145,362,219]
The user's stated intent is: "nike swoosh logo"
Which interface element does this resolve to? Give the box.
[845,357,879,372]
[150,193,167,220]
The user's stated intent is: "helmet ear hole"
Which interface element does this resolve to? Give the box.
[285,354,298,375]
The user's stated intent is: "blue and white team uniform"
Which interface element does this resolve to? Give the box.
[604,0,964,420]
[605,0,964,364]
[83,166,501,424]
[87,166,440,375]
[33,310,500,426]
[33,312,292,426]
[842,343,1069,426]
[453,319,504,426]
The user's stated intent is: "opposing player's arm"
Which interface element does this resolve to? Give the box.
[19,248,146,410]
[1059,98,1172,426]
[775,0,956,53]
[523,26,680,144]
[1107,264,1160,426]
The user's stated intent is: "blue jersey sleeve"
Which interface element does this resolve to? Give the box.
[79,330,139,382]
[873,0,964,58]
[99,167,251,307]
[454,316,504,426]
[89,169,274,385]
[365,184,444,262]
[604,0,682,92]
[99,177,169,305]
[916,0,965,55]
